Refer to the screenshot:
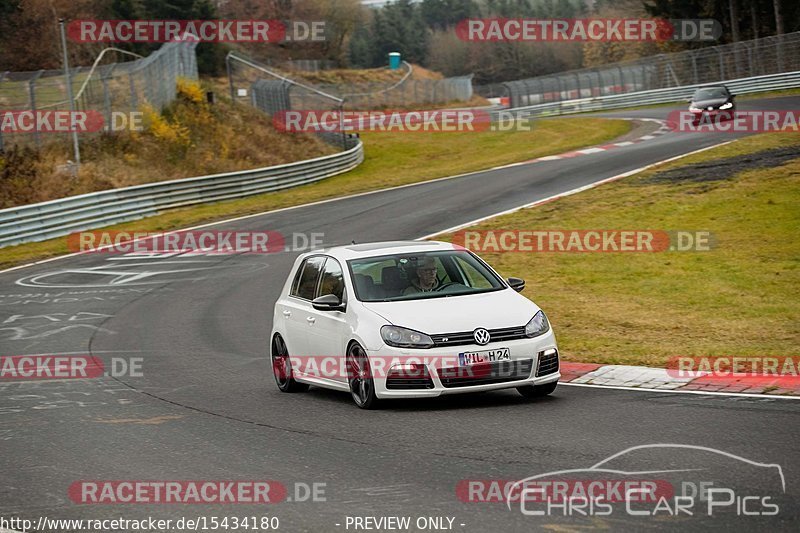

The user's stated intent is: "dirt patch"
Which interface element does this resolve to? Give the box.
[644,145,800,184]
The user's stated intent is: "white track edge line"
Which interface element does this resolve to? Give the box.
[561,382,800,399]
[416,140,734,240]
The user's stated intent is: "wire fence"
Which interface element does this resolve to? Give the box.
[0,39,198,152]
[504,31,800,108]
[227,51,352,149]
[227,52,475,149]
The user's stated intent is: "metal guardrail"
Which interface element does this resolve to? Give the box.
[3,68,798,249]
[496,71,800,118]
[0,141,364,248]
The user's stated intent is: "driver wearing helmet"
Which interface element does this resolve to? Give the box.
[403,256,441,295]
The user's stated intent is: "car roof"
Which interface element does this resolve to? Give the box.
[694,85,729,91]
[302,240,459,261]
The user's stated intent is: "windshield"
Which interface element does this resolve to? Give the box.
[348,250,505,302]
[693,87,729,100]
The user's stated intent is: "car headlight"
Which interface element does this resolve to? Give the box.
[381,325,434,348]
[719,102,733,109]
[525,310,550,338]
[689,106,701,112]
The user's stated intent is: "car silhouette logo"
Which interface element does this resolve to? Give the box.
[474,328,491,345]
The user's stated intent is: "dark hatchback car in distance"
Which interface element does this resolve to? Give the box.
[687,85,736,123]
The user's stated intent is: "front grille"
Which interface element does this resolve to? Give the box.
[385,367,435,390]
[386,378,434,390]
[430,326,527,347]
[437,359,533,388]
[536,350,559,377]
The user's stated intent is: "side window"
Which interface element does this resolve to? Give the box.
[318,258,345,301]
[433,257,452,283]
[291,256,325,300]
[453,256,493,289]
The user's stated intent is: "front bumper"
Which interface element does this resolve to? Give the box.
[689,108,734,121]
[366,328,559,398]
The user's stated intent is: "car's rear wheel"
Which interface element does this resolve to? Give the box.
[347,342,380,409]
[517,381,557,398]
[271,335,309,393]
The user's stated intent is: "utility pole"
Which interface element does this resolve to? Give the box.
[59,18,81,172]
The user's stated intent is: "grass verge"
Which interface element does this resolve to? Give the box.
[0,118,630,269]
[438,132,800,367]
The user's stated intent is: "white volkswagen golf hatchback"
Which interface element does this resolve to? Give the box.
[270,241,559,408]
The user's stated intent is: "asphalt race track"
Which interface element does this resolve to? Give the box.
[1,97,798,532]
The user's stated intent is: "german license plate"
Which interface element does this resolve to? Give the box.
[458,348,510,366]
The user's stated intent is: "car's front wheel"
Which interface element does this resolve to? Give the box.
[271,335,309,393]
[347,342,380,409]
[517,381,557,398]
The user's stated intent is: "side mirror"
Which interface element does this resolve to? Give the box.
[312,294,345,312]
[685,97,693,103]
[507,277,525,292]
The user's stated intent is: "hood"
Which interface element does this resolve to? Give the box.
[691,98,730,109]
[361,288,539,334]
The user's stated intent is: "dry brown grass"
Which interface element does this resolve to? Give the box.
[0,80,333,208]
[295,64,444,85]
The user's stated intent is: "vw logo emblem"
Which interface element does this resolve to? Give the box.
[474,328,491,346]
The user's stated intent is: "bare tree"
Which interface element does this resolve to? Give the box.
[773,0,785,35]
[729,0,740,42]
